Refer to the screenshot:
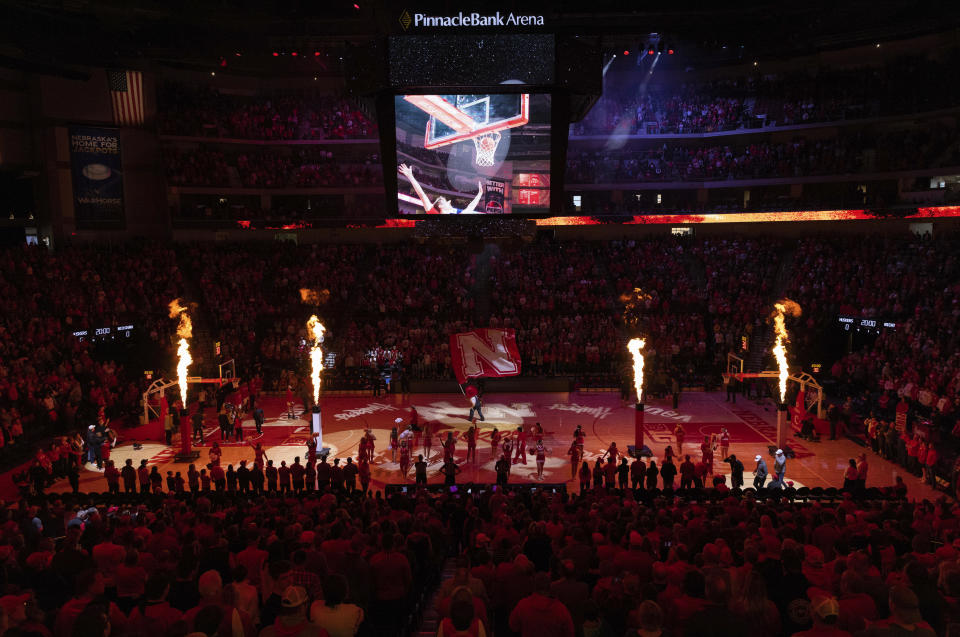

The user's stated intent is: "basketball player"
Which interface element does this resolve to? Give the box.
[398,164,484,215]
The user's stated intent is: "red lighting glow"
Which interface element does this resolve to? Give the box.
[668,49,674,55]
[314,51,321,56]
[291,51,298,57]
[272,52,279,57]
[648,49,655,55]
[532,206,960,227]
[623,50,629,56]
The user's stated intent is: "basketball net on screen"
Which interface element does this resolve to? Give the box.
[473,131,501,167]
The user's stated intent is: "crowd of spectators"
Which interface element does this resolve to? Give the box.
[0,479,957,636]
[574,49,960,136]
[164,148,381,189]
[785,234,960,487]
[0,243,183,462]
[566,124,960,183]
[158,84,376,140]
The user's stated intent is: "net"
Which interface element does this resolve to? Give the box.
[472,131,501,166]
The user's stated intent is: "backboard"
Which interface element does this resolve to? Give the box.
[403,93,530,149]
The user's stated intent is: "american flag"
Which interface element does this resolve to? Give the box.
[107,70,144,126]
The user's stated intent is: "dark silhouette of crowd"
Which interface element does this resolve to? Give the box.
[0,480,957,636]
[567,124,960,184]
[158,84,376,140]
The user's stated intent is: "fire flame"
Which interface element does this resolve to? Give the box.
[168,299,193,406]
[627,338,646,403]
[300,288,330,306]
[620,287,652,328]
[771,299,802,403]
[307,315,326,404]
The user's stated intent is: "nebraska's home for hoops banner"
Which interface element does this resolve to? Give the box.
[450,329,522,384]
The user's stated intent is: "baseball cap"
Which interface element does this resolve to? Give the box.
[775,449,784,456]
[281,586,309,608]
[811,595,839,620]
[755,455,762,462]
[888,585,922,624]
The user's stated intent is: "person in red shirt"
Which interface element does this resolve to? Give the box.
[208,442,221,467]
[54,569,127,637]
[923,445,938,485]
[579,461,591,491]
[369,533,412,631]
[399,440,411,479]
[278,461,291,493]
[514,426,528,465]
[508,573,574,637]
[389,426,399,462]
[701,435,714,475]
[856,453,869,490]
[440,431,458,464]
[631,457,646,489]
[359,457,371,494]
[126,573,183,637]
[103,460,120,495]
[210,464,225,491]
[187,464,200,493]
[603,457,618,489]
[489,428,501,462]
[719,427,731,460]
[674,423,685,455]
[603,441,620,466]
[200,468,211,491]
[567,441,582,480]
[423,421,434,461]
[465,425,477,463]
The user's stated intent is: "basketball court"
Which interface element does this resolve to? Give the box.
[51,391,939,499]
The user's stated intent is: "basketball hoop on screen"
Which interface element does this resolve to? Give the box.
[473,131,501,167]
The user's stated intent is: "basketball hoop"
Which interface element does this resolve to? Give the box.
[472,131,501,167]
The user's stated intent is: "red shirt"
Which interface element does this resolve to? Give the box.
[508,593,574,637]
[369,550,412,601]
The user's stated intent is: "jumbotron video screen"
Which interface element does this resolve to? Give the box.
[394,92,552,215]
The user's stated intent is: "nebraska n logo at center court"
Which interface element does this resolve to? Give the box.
[450,328,522,384]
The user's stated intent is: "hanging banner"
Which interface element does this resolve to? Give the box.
[69,126,124,228]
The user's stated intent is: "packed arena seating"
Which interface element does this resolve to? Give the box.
[0,244,182,461]
[2,480,957,637]
[164,148,381,189]
[574,49,960,135]
[566,124,960,183]
[3,234,960,484]
[158,84,377,140]
[781,234,960,482]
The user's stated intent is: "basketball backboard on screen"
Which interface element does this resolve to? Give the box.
[403,93,529,149]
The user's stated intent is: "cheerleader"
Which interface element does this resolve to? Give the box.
[490,428,501,460]
[501,432,513,465]
[674,423,685,455]
[248,441,268,467]
[534,439,550,480]
[305,435,317,464]
[389,426,399,462]
[422,421,433,461]
[701,435,714,476]
[439,431,458,464]
[603,441,620,465]
[399,440,411,479]
[358,434,370,464]
[465,425,478,463]
[663,445,675,465]
[567,440,582,479]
